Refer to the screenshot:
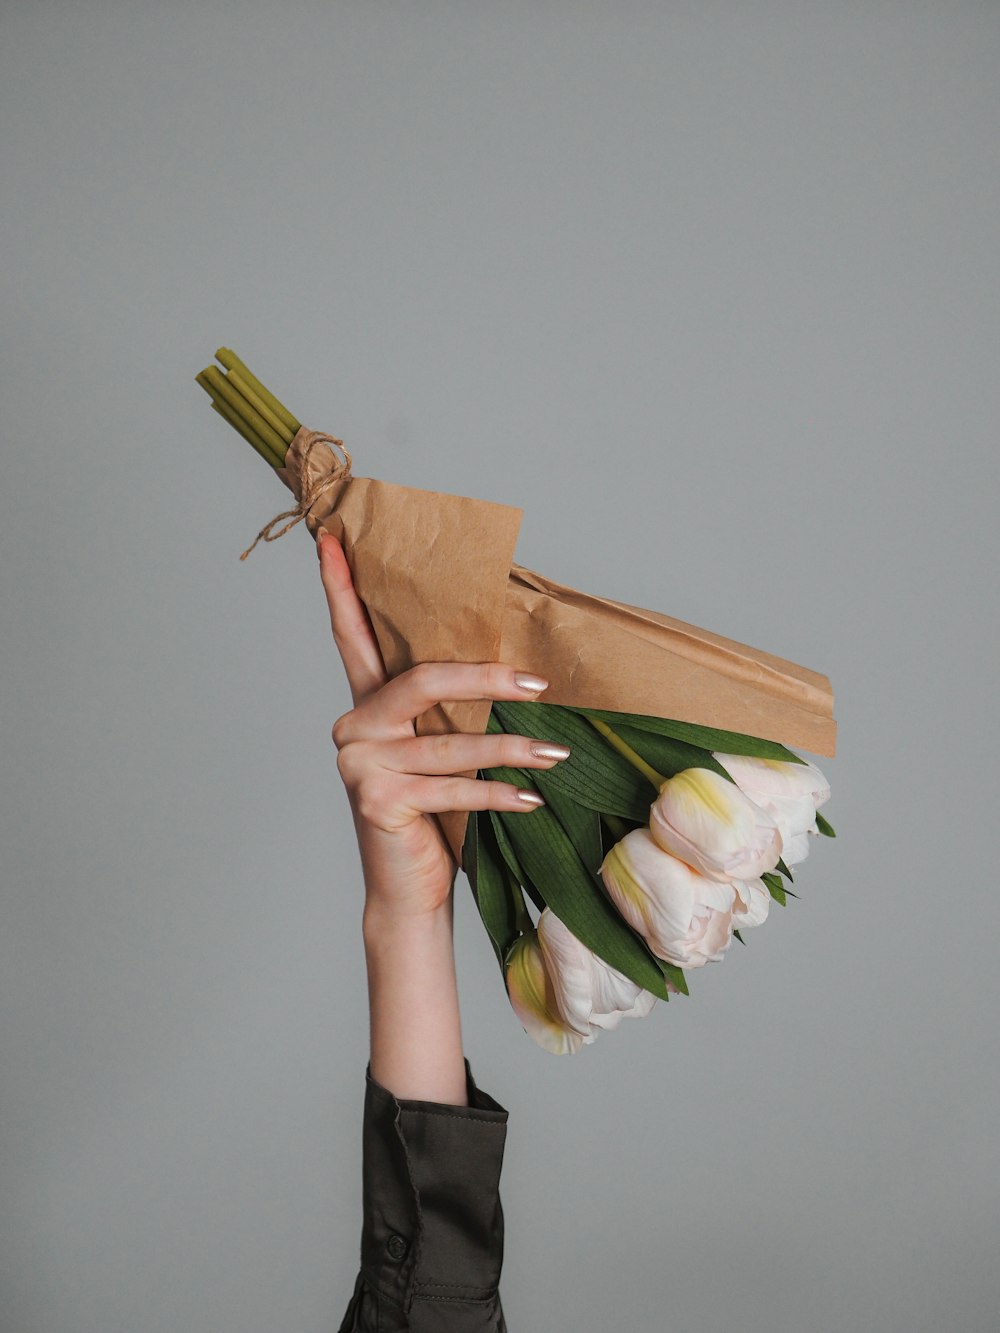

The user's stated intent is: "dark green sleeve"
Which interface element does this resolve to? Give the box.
[338,1058,510,1332]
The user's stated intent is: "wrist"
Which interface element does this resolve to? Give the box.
[362,892,454,942]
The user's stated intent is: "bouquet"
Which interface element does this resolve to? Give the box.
[196,350,837,1054]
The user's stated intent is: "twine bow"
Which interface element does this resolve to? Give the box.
[239,432,352,561]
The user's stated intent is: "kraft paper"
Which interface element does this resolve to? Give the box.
[277,429,837,865]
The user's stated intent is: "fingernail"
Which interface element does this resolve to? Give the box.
[530,743,571,761]
[514,673,549,694]
[515,790,545,807]
[316,530,327,559]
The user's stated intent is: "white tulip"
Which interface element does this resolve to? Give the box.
[732,877,771,930]
[600,827,738,968]
[536,907,658,1045]
[505,931,584,1055]
[780,827,813,867]
[648,766,782,883]
[714,753,831,868]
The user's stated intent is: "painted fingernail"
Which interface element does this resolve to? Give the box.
[514,673,549,694]
[515,790,545,806]
[530,743,571,761]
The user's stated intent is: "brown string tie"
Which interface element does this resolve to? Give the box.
[239,432,352,561]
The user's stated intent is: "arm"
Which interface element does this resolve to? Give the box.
[317,526,555,1102]
[362,895,468,1104]
[317,528,566,1331]
[319,527,466,1103]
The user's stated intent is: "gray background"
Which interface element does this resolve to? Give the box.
[2,3,997,1330]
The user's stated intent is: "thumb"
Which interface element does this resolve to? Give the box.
[317,529,388,701]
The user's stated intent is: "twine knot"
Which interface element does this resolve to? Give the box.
[239,432,352,561]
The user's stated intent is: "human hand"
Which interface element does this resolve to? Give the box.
[317,528,571,920]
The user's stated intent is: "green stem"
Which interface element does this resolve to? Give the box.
[228,369,296,450]
[601,812,630,841]
[209,400,283,469]
[215,348,301,436]
[197,370,283,467]
[200,366,291,463]
[585,715,666,788]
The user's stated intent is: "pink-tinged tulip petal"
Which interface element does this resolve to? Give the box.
[714,754,830,867]
[600,827,738,968]
[536,908,657,1044]
[781,827,812,866]
[587,961,659,1029]
[713,753,830,808]
[505,932,583,1055]
[649,767,782,883]
[732,877,770,929]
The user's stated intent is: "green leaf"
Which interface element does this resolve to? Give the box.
[484,761,672,1001]
[486,803,528,886]
[481,777,549,915]
[463,811,519,974]
[762,872,787,906]
[815,811,837,838]
[612,722,729,781]
[659,959,689,994]
[492,700,655,821]
[519,874,548,916]
[576,706,806,763]
[531,771,604,875]
[776,857,794,882]
[461,797,477,879]
[485,806,547,915]
[733,928,746,945]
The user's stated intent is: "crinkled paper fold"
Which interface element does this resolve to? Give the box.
[279,428,837,864]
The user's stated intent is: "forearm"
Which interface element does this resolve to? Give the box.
[362,891,469,1106]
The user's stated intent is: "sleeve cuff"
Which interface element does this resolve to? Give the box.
[359,1058,510,1315]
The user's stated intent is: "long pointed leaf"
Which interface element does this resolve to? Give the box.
[478,761,547,913]
[660,959,688,994]
[762,872,787,906]
[463,811,519,974]
[486,803,528,885]
[815,811,837,838]
[531,771,604,875]
[492,700,654,820]
[487,809,547,914]
[576,706,806,763]
[461,810,503,971]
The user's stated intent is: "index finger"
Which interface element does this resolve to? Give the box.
[317,529,388,703]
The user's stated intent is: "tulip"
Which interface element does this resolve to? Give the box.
[505,930,586,1055]
[780,827,812,867]
[732,877,771,930]
[714,753,830,868]
[648,766,782,883]
[536,907,659,1045]
[600,827,739,968]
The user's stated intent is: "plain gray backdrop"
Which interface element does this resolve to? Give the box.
[2,3,997,1331]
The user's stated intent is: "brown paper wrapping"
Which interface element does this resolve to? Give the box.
[277,429,837,866]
